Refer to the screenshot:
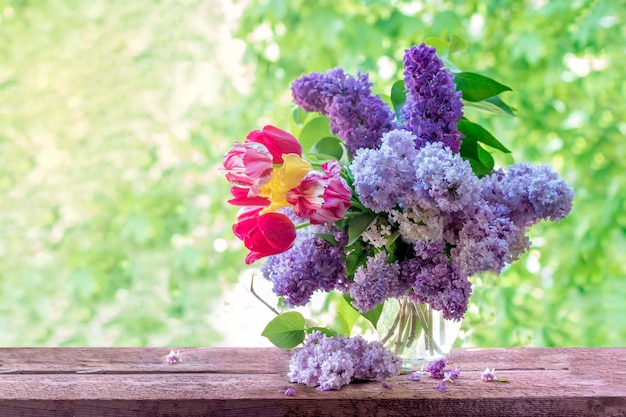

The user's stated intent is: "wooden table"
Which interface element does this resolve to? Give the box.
[0,347,625,416]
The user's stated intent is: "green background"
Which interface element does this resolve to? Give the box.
[0,0,624,347]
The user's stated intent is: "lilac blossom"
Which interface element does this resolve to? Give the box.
[289,332,401,391]
[165,350,182,365]
[407,242,472,321]
[480,163,575,227]
[350,129,419,212]
[481,367,497,381]
[427,358,448,379]
[291,68,396,155]
[436,380,448,392]
[261,224,348,307]
[280,387,296,396]
[452,205,530,276]
[401,44,464,153]
[410,142,479,213]
[407,371,422,381]
[349,252,402,313]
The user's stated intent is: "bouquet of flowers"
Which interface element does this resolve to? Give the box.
[221,39,574,390]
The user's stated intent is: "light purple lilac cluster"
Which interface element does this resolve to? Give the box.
[291,68,396,156]
[288,331,402,391]
[261,221,348,307]
[349,129,574,320]
[401,44,464,153]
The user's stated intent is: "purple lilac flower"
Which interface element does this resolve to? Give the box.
[407,242,472,321]
[350,129,420,212]
[349,252,402,313]
[409,142,479,213]
[291,68,396,155]
[165,349,182,365]
[452,205,529,276]
[480,163,575,228]
[289,332,402,391]
[261,225,348,307]
[427,358,448,379]
[436,380,448,392]
[481,367,497,381]
[448,365,461,380]
[407,371,422,381]
[401,44,464,153]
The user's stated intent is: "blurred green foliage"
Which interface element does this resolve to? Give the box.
[0,0,624,347]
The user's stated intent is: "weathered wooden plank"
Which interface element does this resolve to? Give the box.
[0,347,624,417]
[0,347,293,374]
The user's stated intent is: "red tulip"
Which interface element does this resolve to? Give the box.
[227,186,270,207]
[246,125,302,164]
[233,207,296,264]
[286,161,352,224]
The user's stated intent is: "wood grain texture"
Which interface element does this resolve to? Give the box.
[0,347,625,417]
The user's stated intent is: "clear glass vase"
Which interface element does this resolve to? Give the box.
[377,296,462,370]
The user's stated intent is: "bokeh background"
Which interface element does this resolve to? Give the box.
[0,0,624,347]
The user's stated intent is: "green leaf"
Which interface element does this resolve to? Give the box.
[448,34,467,55]
[335,295,360,336]
[424,37,449,55]
[307,136,344,161]
[261,312,306,348]
[362,303,384,328]
[460,135,494,177]
[484,96,516,116]
[315,232,338,246]
[390,80,406,120]
[306,326,337,337]
[299,117,333,153]
[347,213,378,246]
[454,72,512,102]
[290,107,309,136]
[462,97,516,116]
[458,119,511,153]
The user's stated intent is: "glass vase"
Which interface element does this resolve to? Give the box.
[377,296,462,370]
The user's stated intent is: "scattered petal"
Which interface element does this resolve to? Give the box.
[407,371,422,381]
[481,367,497,381]
[436,380,448,393]
[381,380,393,389]
[280,387,296,396]
[165,350,182,365]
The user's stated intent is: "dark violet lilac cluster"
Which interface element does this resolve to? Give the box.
[291,69,396,156]
[261,222,348,307]
[288,331,402,391]
[401,44,464,153]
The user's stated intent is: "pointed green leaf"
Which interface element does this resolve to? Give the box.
[454,72,512,102]
[261,312,306,349]
[458,119,511,153]
[299,117,333,153]
[347,213,377,246]
[484,96,516,116]
[448,34,467,55]
[462,98,516,116]
[390,80,406,120]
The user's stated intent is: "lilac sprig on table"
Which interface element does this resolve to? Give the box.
[288,331,402,391]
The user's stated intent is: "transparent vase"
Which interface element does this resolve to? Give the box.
[377,296,462,370]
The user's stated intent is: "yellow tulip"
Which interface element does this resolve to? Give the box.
[260,154,313,213]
